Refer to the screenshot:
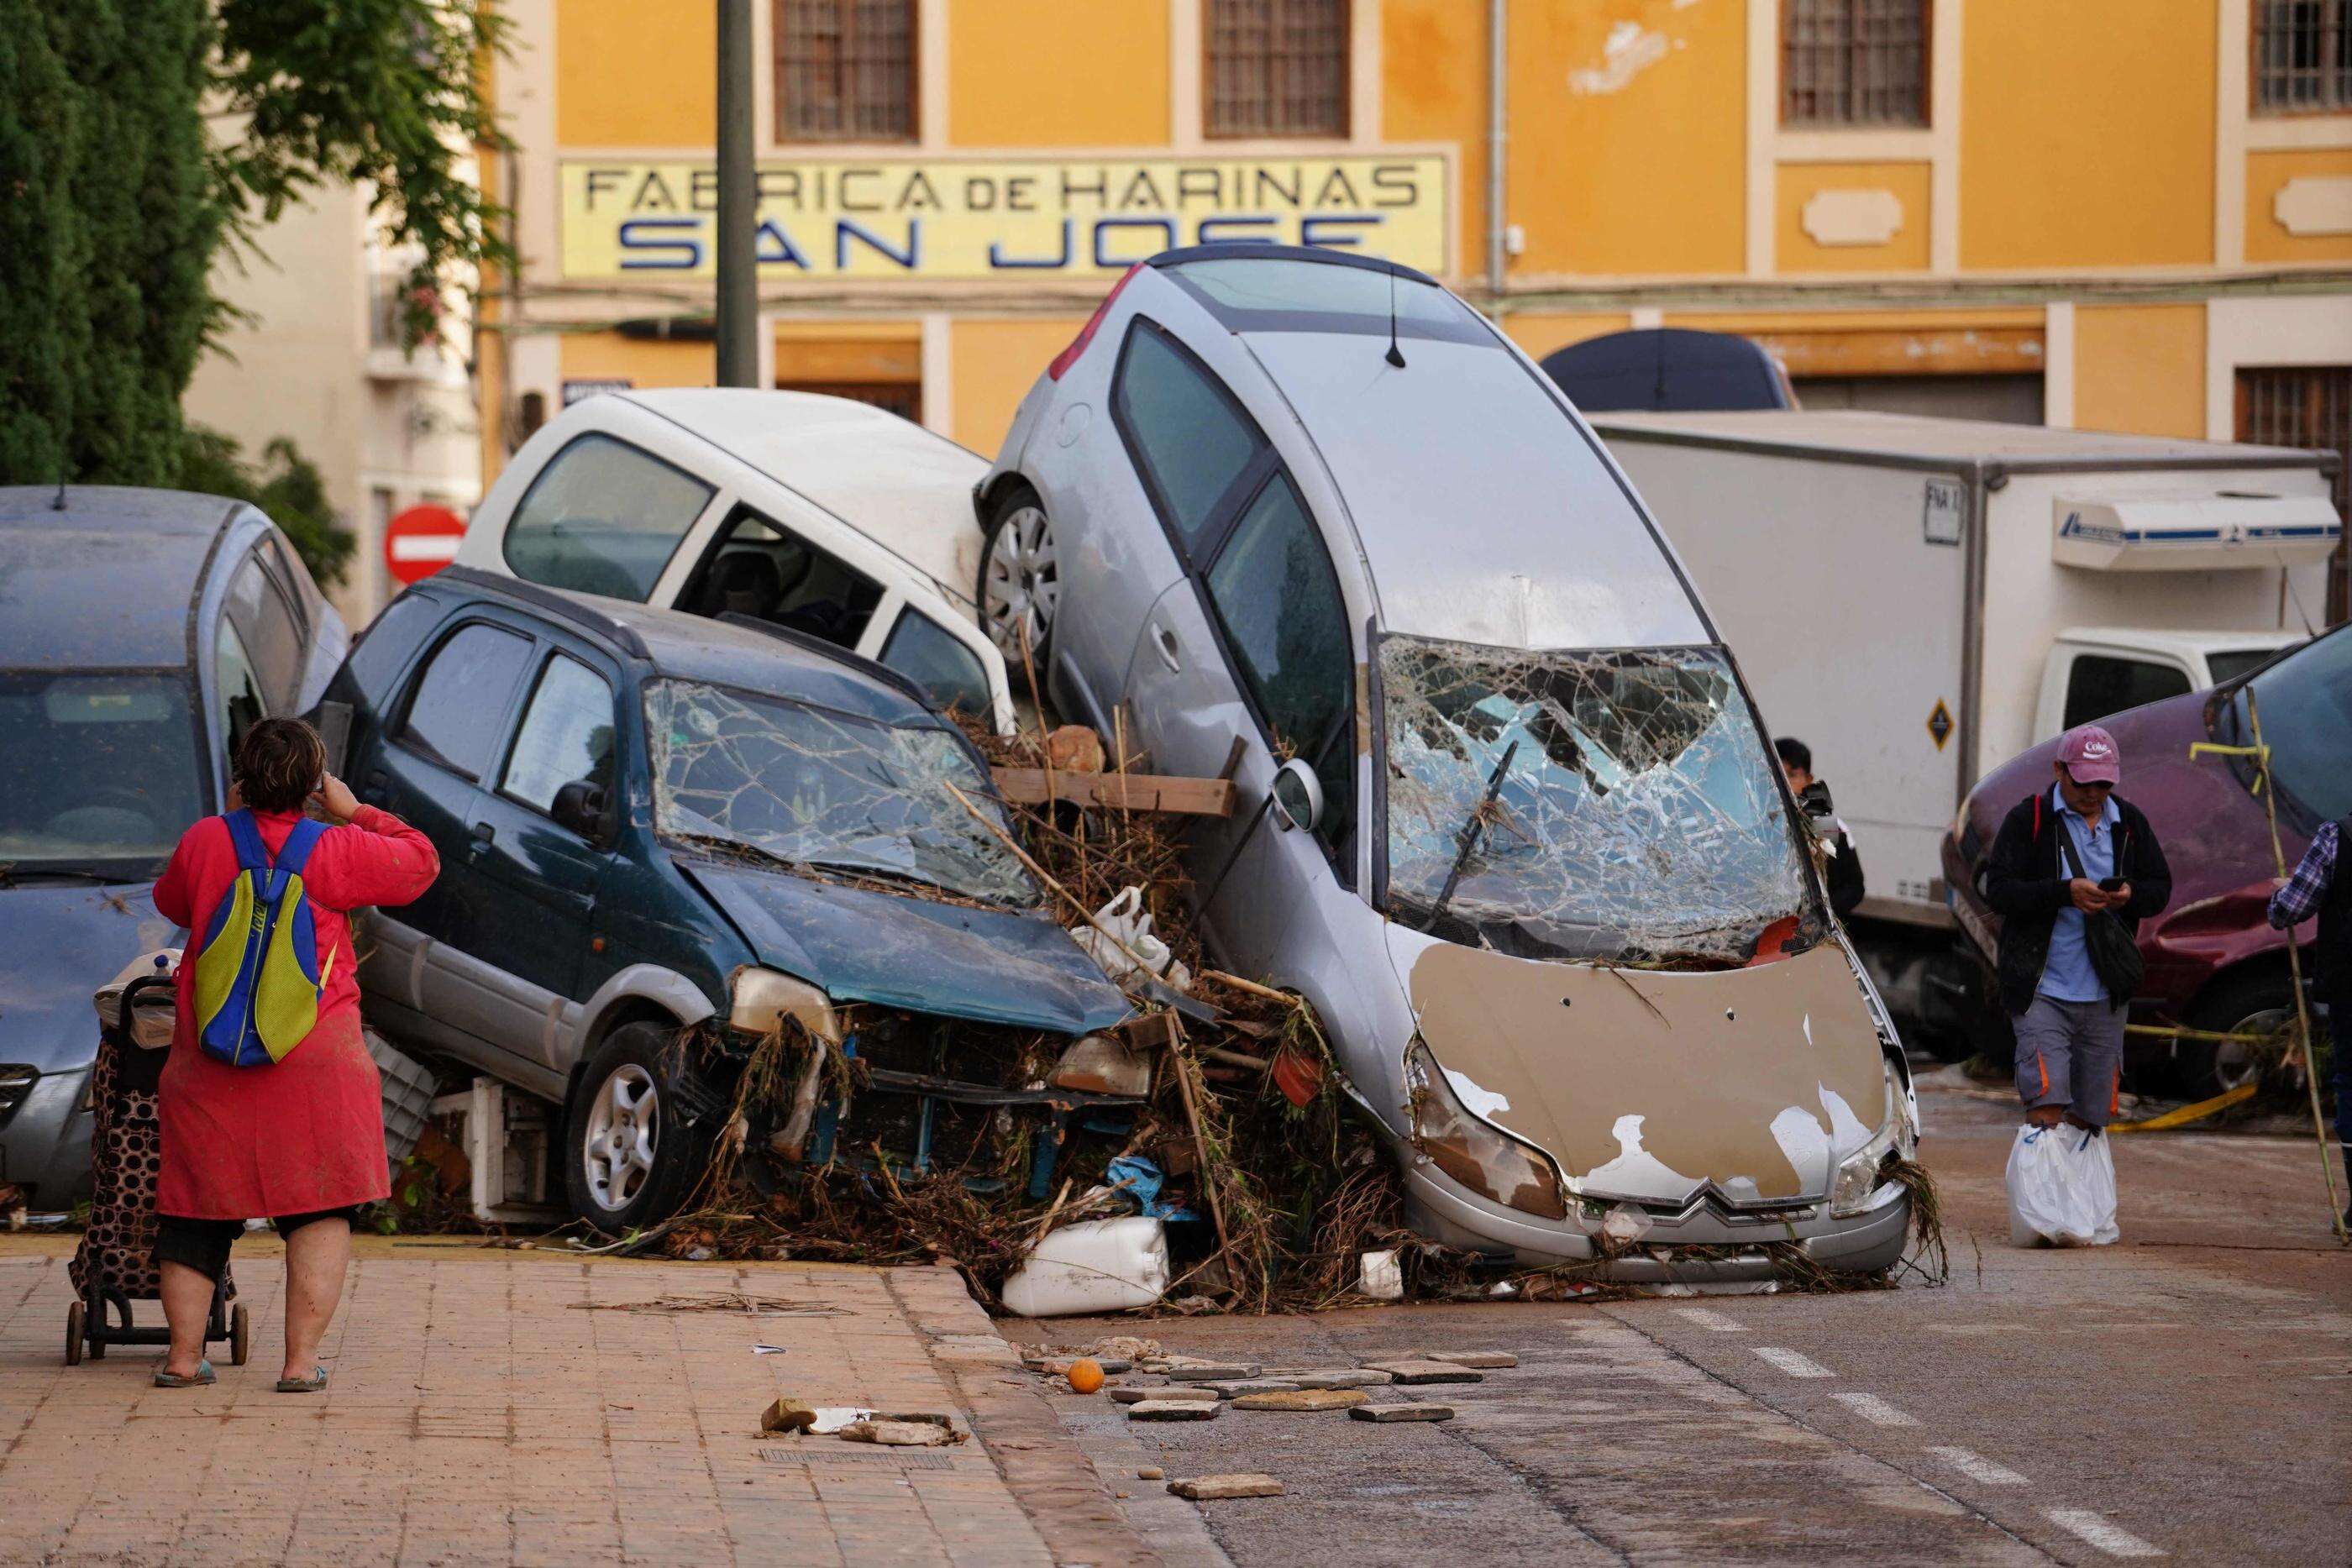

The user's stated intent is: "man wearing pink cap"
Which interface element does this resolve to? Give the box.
[1980,724,2173,1131]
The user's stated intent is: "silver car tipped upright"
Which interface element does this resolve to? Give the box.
[974,245,1919,1282]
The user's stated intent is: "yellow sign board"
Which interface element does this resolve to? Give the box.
[558,154,1449,281]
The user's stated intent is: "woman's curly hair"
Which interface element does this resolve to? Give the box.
[235,717,325,814]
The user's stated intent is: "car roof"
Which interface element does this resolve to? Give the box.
[617,390,989,606]
[0,487,244,670]
[2058,625,2305,659]
[428,567,946,726]
[1590,410,2331,473]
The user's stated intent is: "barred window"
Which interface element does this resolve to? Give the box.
[1782,0,1928,127]
[1206,0,1349,139]
[2255,0,2352,113]
[775,0,915,142]
[2239,366,2352,623]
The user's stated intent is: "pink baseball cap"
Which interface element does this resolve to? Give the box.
[2057,723,2122,786]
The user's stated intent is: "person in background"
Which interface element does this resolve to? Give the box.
[1775,737,1865,920]
[149,718,438,1391]
[1981,724,2172,1133]
[2267,813,2349,1228]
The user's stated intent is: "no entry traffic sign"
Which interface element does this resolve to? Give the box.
[384,503,466,585]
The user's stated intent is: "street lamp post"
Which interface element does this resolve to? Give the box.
[715,0,758,389]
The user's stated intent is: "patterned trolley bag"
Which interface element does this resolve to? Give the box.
[66,952,248,1365]
[192,809,332,1068]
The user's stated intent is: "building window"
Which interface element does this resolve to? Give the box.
[2255,0,2352,113]
[2239,365,2352,622]
[775,0,915,142]
[1205,0,1349,139]
[1782,0,1929,127]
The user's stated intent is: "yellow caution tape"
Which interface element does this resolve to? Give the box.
[2108,1081,2258,1134]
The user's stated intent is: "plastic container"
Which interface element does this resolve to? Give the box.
[1357,1248,1404,1300]
[369,1029,440,1171]
[999,1216,1169,1318]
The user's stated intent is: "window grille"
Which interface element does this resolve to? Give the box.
[1206,0,1349,139]
[776,0,915,142]
[1782,0,1928,127]
[2254,0,2352,113]
[2239,365,2352,623]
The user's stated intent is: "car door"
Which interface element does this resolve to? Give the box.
[456,642,622,1072]
[1123,465,1357,975]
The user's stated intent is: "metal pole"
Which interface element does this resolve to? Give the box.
[1485,0,1508,303]
[715,0,758,388]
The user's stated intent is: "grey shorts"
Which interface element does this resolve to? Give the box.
[2013,994,2127,1126]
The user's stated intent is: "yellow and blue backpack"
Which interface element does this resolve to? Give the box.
[191,810,332,1067]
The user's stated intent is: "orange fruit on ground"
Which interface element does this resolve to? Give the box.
[1066,1358,1105,1394]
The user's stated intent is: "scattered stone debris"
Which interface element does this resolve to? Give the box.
[1204,1379,1299,1399]
[1293,1369,1394,1389]
[1129,1400,1221,1422]
[1025,1354,1131,1377]
[1110,1385,1215,1404]
[1428,1350,1518,1369]
[843,1417,961,1448]
[760,1398,817,1434]
[1163,1362,1260,1382]
[1137,1467,1165,1481]
[1351,1403,1455,1424]
[1168,1474,1284,1501]
[1362,1360,1483,1385]
[1232,1388,1367,1412]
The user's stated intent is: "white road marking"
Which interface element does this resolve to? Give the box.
[2045,1508,2165,1558]
[1830,1392,1918,1426]
[1927,1445,2029,1486]
[1672,1308,1745,1332]
[1751,1346,1835,1378]
[388,534,462,563]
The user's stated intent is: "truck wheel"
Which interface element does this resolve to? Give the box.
[2179,971,2292,1100]
[978,482,1058,664]
[563,1023,711,1238]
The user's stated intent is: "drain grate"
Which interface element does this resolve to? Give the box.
[758,1445,958,1471]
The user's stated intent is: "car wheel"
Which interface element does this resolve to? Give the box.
[2179,970,2292,1100]
[563,1022,710,1237]
[978,482,1058,664]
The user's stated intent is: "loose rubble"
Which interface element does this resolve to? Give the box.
[1352,1403,1455,1424]
[1168,1475,1285,1501]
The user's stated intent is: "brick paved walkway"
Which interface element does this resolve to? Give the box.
[0,1240,1151,1566]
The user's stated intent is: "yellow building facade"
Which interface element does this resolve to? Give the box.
[479,0,2351,544]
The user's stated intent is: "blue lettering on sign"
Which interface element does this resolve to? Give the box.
[1094,218,1177,268]
[1195,216,1278,245]
[757,219,810,269]
[1300,215,1377,249]
[837,218,921,270]
[618,218,704,270]
[991,219,1072,270]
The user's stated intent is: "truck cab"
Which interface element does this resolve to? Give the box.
[2033,627,2304,740]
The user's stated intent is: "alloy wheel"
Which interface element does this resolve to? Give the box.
[981,504,1058,659]
[582,1063,659,1213]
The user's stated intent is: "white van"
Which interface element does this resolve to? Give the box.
[454,390,1015,731]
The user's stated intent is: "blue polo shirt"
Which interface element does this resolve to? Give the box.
[2040,784,2120,1004]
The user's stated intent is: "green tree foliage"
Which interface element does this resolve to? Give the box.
[176,425,355,587]
[0,0,507,486]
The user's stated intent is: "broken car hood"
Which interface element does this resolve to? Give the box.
[684,862,1131,1036]
[0,881,178,1073]
[1395,931,1887,1205]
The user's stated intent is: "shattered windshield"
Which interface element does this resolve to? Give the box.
[1378,636,1816,965]
[645,679,1037,907]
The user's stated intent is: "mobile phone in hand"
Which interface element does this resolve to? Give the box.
[2097,877,2124,893]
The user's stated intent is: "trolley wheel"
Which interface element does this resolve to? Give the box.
[65,1302,83,1366]
[229,1304,251,1367]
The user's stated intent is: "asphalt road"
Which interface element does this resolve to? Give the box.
[1003,1082,2350,1566]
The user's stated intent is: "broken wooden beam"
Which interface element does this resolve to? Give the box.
[991,767,1235,818]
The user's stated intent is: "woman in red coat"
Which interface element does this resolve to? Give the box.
[150,718,438,1389]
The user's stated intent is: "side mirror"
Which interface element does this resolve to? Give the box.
[1269,759,1322,834]
[551,779,610,842]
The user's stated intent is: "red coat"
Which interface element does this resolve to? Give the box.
[152,805,439,1219]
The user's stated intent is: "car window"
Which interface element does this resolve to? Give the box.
[504,433,714,601]
[343,593,447,698]
[684,506,882,650]
[256,532,312,632]
[2062,654,2192,732]
[879,609,992,719]
[2206,646,2285,686]
[224,553,307,710]
[499,653,617,815]
[1203,471,1353,853]
[400,621,535,779]
[1163,257,1494,345]
[0,672,205,868]
[1113,323,1265,558]
[215,617,266,755]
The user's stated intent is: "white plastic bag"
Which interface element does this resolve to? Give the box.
[1074,886,1191,991]
[1000,1216,1169,1317]
[2005,1123,2119,1247]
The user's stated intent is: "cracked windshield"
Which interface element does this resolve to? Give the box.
[645,679,1037,906]
[1379,637,1814,965]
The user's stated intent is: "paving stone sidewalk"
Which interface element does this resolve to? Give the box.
[0,1239,1151,1566]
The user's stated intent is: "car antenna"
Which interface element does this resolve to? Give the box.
[1383,265,1406,369]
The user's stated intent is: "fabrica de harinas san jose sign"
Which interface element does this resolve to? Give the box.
[559,154,1450,281]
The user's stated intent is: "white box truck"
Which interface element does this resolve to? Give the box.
[1589,411,2342,1040]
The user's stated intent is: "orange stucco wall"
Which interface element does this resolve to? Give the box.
[2245,149,2352,265]
[2072,304,2206,438]
[556,0,716,148]
[950,0,1171,148]
[1777,163,1932,274]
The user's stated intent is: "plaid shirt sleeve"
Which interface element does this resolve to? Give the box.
[2268,821,2339,928]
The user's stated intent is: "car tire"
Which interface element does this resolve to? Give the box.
[978,481,1058,666]
[562,1022,711,1238]
[2178,970,2292,1101]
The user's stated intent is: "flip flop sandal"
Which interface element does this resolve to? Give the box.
[275,1366,328,1394]
[154,1360,216,1388]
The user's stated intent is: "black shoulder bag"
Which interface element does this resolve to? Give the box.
[2055,826,2144,1005]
